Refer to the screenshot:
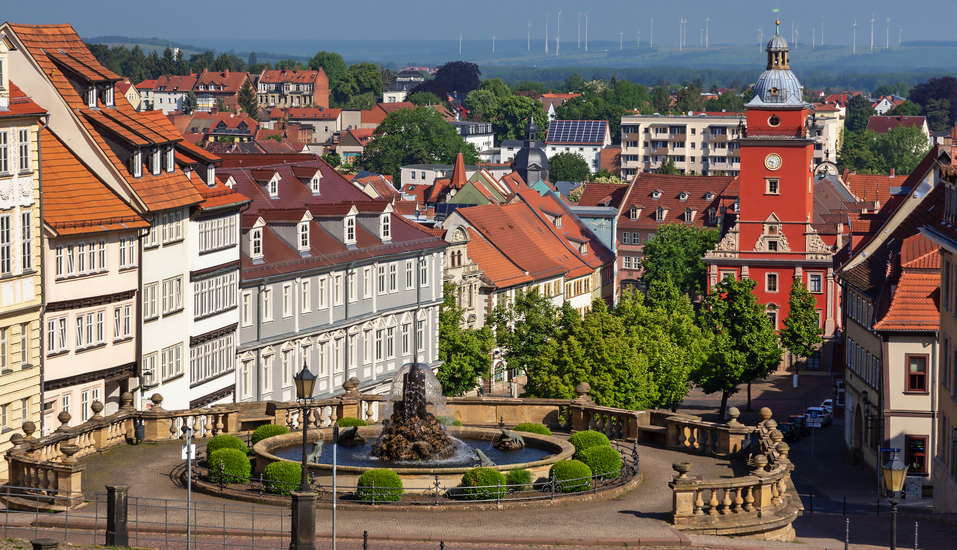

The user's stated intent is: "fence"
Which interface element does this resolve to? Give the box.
[0,485,291,550]
[195,440,641,506]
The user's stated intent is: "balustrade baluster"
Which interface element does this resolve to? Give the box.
[770,481,780,505]
[329,406,338,426]
[40,468,50,491]
[693,489,704,515]
[707,488,719,515]
[721,488,732,514]
[677,425,688,449]
[777,477,787,505]
[703,429,713,453]
[204,414,213,437]
[687,427,697,451]
[365,401,375,423]
[215,412,225,434]
[169,418,178,439]
[317,406,326,427]
[744,485,755,511]
[733,487,744,512]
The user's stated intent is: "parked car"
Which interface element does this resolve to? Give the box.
[820,399,834,415]
[778,420,801,442]
[788,415,810,437]
[804,406,832,427]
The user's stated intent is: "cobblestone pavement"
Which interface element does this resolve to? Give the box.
[0,371,949,549]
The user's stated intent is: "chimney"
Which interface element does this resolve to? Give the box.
[224,69,229,77]
[890,168,896,177]
[426,207,435,221]
[203,68,208,73]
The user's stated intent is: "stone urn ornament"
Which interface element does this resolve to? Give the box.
[672,461,692,480]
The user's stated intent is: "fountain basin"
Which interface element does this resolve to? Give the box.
[253,425,575,490]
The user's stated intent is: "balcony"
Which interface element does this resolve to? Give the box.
[745,126,806,138]
[708,133,729,142]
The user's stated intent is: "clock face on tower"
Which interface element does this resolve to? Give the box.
[765,153,783,171]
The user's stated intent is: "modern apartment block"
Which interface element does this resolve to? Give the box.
[0,50,45,478]
[620,112,745,179]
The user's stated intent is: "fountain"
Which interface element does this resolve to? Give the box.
[370,363,457,461]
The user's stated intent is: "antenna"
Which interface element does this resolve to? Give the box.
[853,20,857,55]
[870,14,875,52]
[557,11,561,56]
[886,18,890,49]
[706,16,709,48]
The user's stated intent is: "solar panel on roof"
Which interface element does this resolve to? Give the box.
[546,120,606,144]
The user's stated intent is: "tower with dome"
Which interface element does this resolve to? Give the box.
[705,21,841,356]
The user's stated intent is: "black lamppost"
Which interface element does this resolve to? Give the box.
[881,451,909,550]
[294,362,317,492]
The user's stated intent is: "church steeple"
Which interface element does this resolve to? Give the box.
[765,21,790,70]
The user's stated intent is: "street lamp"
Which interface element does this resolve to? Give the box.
[294,362,317,491]
[881,451,909,550]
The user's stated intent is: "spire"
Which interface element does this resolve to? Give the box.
[776,19,780,35]
[451,148,467,189]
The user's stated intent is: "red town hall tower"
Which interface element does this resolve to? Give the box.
[705,22,840,359]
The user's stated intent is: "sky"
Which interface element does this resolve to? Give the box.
[3,0,955,47]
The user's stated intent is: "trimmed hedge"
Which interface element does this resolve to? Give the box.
[579,445,622,481]
[263,461,302,495]
[208,448,251,484]
[460,467,506,500]
[436,416,462,427]
[337,417,368,427]
[549,460,593,493]
[356,469,403,502]
[206,434,247,456]
[251,425,291,447]
[513,422,551,436]
[569,430,610,459]
[505,468,532,492]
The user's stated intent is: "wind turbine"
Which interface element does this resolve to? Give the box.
[899,29,902,47]
[528,21,531,51]
[545,15,548,53]
[791,15,795,43]
[459,31,462,56]
[795,27,799,50]
[821,17,825,46]
[870,14,874,52]
[585,14,589,52]
[620,32,623,50]
[578,13,581,49]
[493,35,495,53]
[706,16,709,48]
[557,11,561,56]
[813,28,816,48]
[650,18,654,48]
[679,18,686,51]
[853,20,857,55]
[758,27,763,52]
[700,29,703,47]
[637,30,641,48]
[886,18,890,49]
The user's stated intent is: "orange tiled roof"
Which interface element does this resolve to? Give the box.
[873,271,940,331]
[154,74,199,92]
[287,107,341,120]
[195,70,250,93]
[843,172,901,205]
[0,81,47,119]
[41,130,149,236]
[259,68,326,85]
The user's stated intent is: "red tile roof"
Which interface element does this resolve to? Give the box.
[872,234,940,332]
[259,68,326,85]
[223,157,367,211]
[615,174,735,230]
[843,172,901,205]
[0,81,47,119]
[866,116,927,134]
[41,130,149,236]
[286,107,341,120]
[195,70,250,94]
[135,79,158,90]
[153,74,199,92]
[576,182,629,208]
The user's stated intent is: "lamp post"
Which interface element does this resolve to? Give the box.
[882,452,909,550]
[294,362,317,491]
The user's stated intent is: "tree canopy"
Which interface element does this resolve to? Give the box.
[639,223,720,296]
[407,92,444,107]
[427,61,481,97]
[356,106,479,181]
[437,283,493,396]
[838,125,929,175]
[333,62,383,107]
[779,279,824,369]
[549,152,591,182]
[309,51,348,90]
[237,80,259,120]
[844,94,876,134]
[484,95,549,143]
[909,76,957,131]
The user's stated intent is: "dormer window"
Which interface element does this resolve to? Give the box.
[380,214,391,241]
[206,165,216,187]
[164,146,175,173]
[150,149,161,176]
[655,207,665,222]
[579,242,588,255]
[129,150,142,178]
[679,191,689,201]
[706,191,715,200]
[298,222,310,251]
[630,206,639,220]
[652,190,661,200]
[251,228,263,259]
[103,85,114,107]
[268,179,278,198]
[708,208,717,224]
[734,201,740,212]
[554,215,563,228]
[345,216,356,244]
[86,88,97,108]
[684,208,694,223]
[310,176,320,194]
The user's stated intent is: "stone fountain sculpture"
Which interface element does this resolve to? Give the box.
[494,429,525,451]
[370,363,457,461]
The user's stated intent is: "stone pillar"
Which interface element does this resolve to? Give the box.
[141,394,168,442]
[290,490,317,550]
[30,539,58,550]
[106,485,130,548]
[669,462,697,524]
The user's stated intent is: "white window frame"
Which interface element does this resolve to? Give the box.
[262,287,273,322]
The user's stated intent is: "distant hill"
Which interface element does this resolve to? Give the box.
[84,35,206,53]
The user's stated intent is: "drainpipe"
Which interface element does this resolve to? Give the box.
[37,113,50,434]
[256,276,268,402]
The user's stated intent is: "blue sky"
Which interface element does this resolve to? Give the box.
[3,0,953,46]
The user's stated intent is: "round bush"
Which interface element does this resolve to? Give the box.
[505,468,532,492]
[263,461,302,495]
[549,460,593,493]
[206,434,247,456]
[460,467,506,500]
[356,469,403,502]
[569,430,610,459]
[337,417,368,427]
[513,422,552,436]
[579,445,622,481]
[436,416,462,427]
[208,448,251,484]
[251,424,291,447]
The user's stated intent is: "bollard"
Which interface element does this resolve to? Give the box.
[363,530,368,550]
[30,539,58,550]
[106,485,130,548]
[440,542,445,550]
[914,521,918,550]
[844,517,849,550]
[290,491,317,550]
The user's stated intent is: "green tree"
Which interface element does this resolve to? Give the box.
[674,85,703,113]
[837,129,881,173]
[658,158,680,175]
[845,94,876,134]
[182,90,198,115]
[437,283,493,396]
[465,89,497,118]
[871,124,930,175]
[488,289,560,381]
[779,279,824,373]
[924,98,951,131]
[887,101,922,117]
[323,153,341,168]
[407,91,443,107]
[333,62,383,106]
[695,277,782,418]
[603,79,651,112]
[484,95,549,143]
[649,86,672,114]
[248,51,258,67]
[237,79,259,120]
[357,106,479,179]
[479,77,511,99]
[434,61,482,95]
[639,223,719,296]
[549,152,591,182]
[309,51,348,89]
[564,73,586,92]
